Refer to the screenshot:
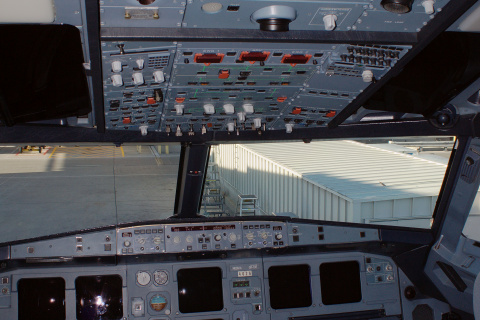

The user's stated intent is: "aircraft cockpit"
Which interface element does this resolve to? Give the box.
[1,0,480,319]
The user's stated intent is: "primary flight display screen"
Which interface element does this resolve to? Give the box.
[18,277,66,320]
[177,267,224,313]
[320,261,362,305]
[268,264,312,309]
[75,275,123,320]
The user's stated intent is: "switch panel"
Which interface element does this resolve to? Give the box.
[101,41,410,135]
[164,222,242,252]
[117,225,166,255]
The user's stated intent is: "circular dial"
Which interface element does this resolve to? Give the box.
[153,270,169,285]
[136,271,151,286]
[150,294,168,311]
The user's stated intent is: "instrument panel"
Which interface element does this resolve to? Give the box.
[0,251,401,320]
[7,221,378,259]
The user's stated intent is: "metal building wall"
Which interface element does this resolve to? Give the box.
[211,141,450,227]
[213,144,354,222]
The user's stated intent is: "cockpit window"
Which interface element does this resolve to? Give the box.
[201,137,454,229]
[0,144,180,243]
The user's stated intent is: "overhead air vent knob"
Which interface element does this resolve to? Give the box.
[252,6,297,32]
[381,0,414,14]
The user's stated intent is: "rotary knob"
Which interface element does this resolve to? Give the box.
[138,238,146,245]
[260,232,268,240]
[173,236,181,244]
[153,237,162,245]
[275,234,283,240]
[186,235,193,243]
[246,232,254,241]
[229,233,237,242]
[124,240,131,247]
[214,235,222,241]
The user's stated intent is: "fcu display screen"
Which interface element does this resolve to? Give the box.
[320,261,362,305]
[75,275,123,320]
[268,264,312,309]
[177,267,224,313]
[18,277,66,320]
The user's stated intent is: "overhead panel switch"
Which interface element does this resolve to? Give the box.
[111,74,123,87]
[136,59,145,69]
[223,104,235,114]
[422,0,435,14]
[153,70,165,83]
[204,104,215,115]
[362,70,374,83]
[133,72,144,85]
[175,104,184,115]
[243,103,254,114]
[323,14,337,31]
[111,61,122,73]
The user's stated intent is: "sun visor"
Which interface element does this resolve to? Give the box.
[363,33,480,117]
[0,25,91,126]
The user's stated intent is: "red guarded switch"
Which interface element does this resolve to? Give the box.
[147,97,156,104]
[325,110,337,117]
[122,117,131,124]
[292,107,302,115]
[277,96,287,103]
[218,70,230,79]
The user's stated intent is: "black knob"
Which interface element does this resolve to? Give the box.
[257,18,291,32]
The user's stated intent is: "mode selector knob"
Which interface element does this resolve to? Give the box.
[124,240,131,247]
[214,235,222,241]
[275,234,283,240]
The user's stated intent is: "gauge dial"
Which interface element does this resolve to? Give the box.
[154,270,169,286]
[136,271,151,286]
[150,294,167,311]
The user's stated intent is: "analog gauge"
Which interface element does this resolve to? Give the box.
[150,294,167,312]
[136,271,151,286]
[153,270,169,286]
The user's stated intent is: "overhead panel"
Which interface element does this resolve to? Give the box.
[102,41,177,132]
[182,0,446,31]
[101,40,410,135]
[96,0,459,136]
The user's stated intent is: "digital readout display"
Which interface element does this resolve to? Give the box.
[171,225,236,232]
[233,281,250,288]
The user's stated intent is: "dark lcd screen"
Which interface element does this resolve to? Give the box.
[268,265,312,309]
[75,275,123,320]
[320,261,362,305]
[18,277,66,320]
[177,267,224,313]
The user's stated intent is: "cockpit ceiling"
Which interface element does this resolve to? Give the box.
[0,0,479,143]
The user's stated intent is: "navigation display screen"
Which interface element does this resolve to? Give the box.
[75,275,123,320]
[320,261,362,305]
[177,267,224,313]
[18,277,66,320]
[268,265,312,309]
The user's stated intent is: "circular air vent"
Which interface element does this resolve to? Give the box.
[251,6,297,32]
[381,0,414,14]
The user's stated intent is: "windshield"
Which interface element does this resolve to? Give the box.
[201,137,454,229]
[0,137,454,243]
[0,144,180,244]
